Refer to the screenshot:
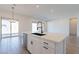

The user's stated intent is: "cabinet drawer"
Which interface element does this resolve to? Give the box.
[41,46,55,54]
[41,39,55,49]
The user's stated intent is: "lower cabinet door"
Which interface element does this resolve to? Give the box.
[27,35,41,54]
[31,37,41,54]
[27,35,33,53]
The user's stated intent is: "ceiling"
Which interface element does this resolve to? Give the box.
[0,4,79,21]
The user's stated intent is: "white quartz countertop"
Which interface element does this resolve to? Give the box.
[28,32,67,43]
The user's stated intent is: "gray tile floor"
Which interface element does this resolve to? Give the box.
[0,37,29,54]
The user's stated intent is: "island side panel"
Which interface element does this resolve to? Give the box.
[55,39,66,54]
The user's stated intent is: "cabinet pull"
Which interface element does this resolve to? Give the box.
[31,41,33,45]
[43,42,48,45]
[43,46,48,49]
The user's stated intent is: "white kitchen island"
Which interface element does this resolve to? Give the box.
[27,33,67,54]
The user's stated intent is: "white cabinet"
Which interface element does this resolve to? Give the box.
[40,39,55,54]
[40,44,55,54]
[27,35,33,53]
[27,35,40,53]
[27,34,66,54]
[40,39,66,54]
[31,36,40,53]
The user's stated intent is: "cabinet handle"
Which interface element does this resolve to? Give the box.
[31,41,33,45]
[43,42,48,45]
[43,46,48,49]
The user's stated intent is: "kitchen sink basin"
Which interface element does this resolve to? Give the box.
[32,33,46,36]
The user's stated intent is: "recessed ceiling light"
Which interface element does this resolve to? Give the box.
[36,5,40,8]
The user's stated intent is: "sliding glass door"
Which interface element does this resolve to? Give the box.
[11,21,19,37]
[2,19,10,38]
[2,18,19,38]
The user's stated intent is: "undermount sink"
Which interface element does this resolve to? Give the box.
[32,33,46,36]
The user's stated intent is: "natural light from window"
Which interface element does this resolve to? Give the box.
[32,23,37,33]
[2,19,19,37]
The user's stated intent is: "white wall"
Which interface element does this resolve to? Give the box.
[47,19,69,36]
[0,10,32,34]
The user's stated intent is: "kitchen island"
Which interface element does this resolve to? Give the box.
[27,33,67,54]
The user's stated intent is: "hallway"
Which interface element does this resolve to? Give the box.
[0,37,28,54]
[66,36,79,54]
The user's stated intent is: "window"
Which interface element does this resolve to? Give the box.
[2,20,10,34]
[2,18,19,38]
[32,23,37,33]
[12,21,19,34]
